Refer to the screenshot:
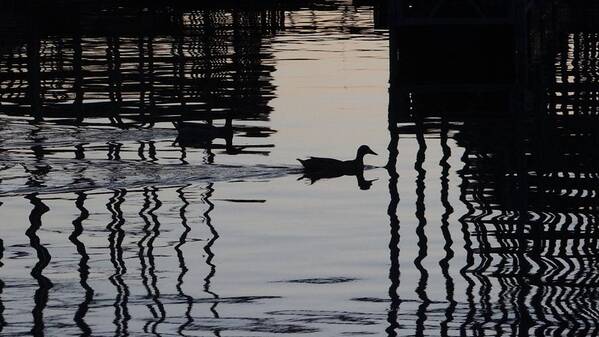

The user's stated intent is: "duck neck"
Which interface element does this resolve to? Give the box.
[354,154,365,167]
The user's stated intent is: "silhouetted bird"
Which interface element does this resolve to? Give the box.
[298,145,378,189]
[173,120,233,146]
[298,145,377,174]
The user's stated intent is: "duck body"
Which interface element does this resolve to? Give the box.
[298,157,362,175]
[174,120,233,148]
[174,121,232,140]
[297,145,377,188]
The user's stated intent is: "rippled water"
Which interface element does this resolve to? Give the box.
[2,1,599,336]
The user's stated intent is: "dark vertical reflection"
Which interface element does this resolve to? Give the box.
[106,189,130,337]
[204,148,215,165]
[138,187,165,336]
[456,143,478,337]
[413,119,429,337]
[464,125,495,336]
[68,192,93,337]
[25,193,52,337]
[1,5,279,162]
[147,141,157,163]
[108,142,122,161]
[73,34,84,120]
[74,143,86,160]
[175,186,193,336]
[30,144,45,164]
[146,36,156,125]
[201,183,221,337]
[385,111,400,337]
[26,38,42,121]
[438,121,455,337]
[177,144,188,165]
[107,35,123,125]
[450,106,599,333]
[0,201,5,333]
[137,142,146,161]
[137,36,146,122]
[514,123,533,337]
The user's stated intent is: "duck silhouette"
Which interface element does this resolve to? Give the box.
[173,119,234,154]
[298,145,377,189]
[173,119,233,144]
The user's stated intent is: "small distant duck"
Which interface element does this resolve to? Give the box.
[298,145,377,174]
[173,120,233,147]
[174,119,233,140]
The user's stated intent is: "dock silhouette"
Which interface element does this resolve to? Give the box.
[388,0,599,121]
[0,1,599,336]
[0,2,284,126]
[386,1,599,335]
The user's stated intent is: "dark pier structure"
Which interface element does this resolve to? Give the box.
[388,0,599,121]
[387,0,599,335]
[0,1,288,126]
[0,1,302,155]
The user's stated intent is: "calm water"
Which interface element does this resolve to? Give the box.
[1,1,599,336]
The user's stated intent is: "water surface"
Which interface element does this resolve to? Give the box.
[1,1,599,336]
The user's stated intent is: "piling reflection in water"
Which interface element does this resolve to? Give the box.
[0,3,282,124]
[0,1,281,160]
[175,186,193,335]
[4,183,227,335]
[24,193,52,337]
[387,1,599,334]
[1,0,599,336]
[69,191,93,337]
[453,118,599,336]
[106,189,130,337]
[387,123,599,334]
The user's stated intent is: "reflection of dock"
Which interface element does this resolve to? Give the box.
[456,116,599,335]
[386,2,599,335]
[0,3,284,125]
[387,0,599,122]
[387,116,599,336]
[1,184,223,335]
[0,2,285,158]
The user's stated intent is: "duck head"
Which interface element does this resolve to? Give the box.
[356,145,377,160]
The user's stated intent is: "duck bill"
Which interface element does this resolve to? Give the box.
[368,149,378,155]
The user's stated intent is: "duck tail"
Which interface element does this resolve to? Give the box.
[297,158,306,166]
